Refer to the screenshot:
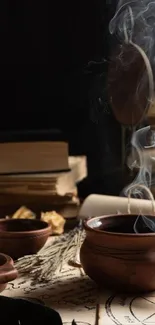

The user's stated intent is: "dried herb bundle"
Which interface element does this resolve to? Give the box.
[15,224,85,282]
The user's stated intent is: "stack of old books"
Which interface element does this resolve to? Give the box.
[0,141,87,217]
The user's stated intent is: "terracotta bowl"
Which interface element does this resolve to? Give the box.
[0,253,18,292]
[80,214,155,293]
[0,219,51,260]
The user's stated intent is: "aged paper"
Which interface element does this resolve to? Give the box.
[2,264,97,324]
[1,237,155,324]
[98,293,155,325]
[2,266,155,324]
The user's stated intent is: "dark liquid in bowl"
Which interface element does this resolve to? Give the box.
[93,215,155,234]
[0,219,48,232]
[0,255,7,266]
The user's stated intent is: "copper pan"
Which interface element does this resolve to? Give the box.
[108,42,154,126]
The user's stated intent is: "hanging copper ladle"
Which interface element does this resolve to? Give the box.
[108,40,155,126]
[108,0,155,129]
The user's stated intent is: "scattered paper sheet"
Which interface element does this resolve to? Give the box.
[98,292,155,325]
[2,264,97,324]
[1,239,155,324]
[2,265,155,325]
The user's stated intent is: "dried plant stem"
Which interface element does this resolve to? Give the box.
[15,225,85,283]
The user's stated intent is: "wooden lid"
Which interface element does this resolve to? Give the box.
[108,43,154,126]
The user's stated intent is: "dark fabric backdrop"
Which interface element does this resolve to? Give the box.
[0,0,123,195]
[0,0,117,131]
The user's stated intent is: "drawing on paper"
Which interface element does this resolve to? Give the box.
[105,294,155,325]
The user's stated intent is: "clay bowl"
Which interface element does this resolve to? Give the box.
[0,219,51,260]
[0,253,18,292]
[80,214,155,293]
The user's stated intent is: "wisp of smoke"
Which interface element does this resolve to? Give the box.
[126,126,152,192]
[123,126,155,232]
[109,0,155,231]
[109,0,155,75]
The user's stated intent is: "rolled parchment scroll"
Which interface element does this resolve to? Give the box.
[78,194,155,218]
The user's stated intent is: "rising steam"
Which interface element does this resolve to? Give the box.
[109,1,155,231]
[109,0,155,73]
[109,0,155,103]
[125,126,155,231]
[126,126,152,194]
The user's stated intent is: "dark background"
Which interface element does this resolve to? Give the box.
[0,0,124,196]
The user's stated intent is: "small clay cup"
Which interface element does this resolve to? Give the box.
[80,214,155,293]
[0,253,18,292]
[0,219,51,260]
